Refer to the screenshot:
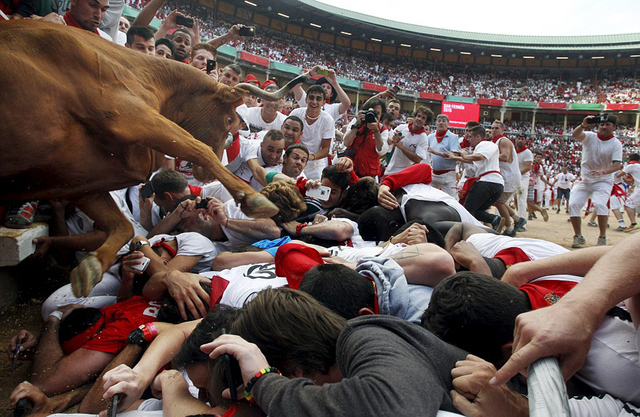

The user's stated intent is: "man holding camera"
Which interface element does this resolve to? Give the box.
[385,106,433,176]
[569,115,622,247]
[342,99,389,179]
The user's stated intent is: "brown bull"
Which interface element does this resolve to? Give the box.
[0,21,306,296]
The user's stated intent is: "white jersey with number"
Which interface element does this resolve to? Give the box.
[201,263,287,307]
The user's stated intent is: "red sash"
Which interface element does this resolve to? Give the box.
[459,171,500,204]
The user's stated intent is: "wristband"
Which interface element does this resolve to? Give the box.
[601,170,606,175]
[244,367,281,403]
[49,310,63,321]
[140,322,158,342]
[296,222,308,236]
[132,240,149,252]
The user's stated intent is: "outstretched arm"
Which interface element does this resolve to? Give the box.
[493,233,640,386]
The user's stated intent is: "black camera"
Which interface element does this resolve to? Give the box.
[238,26,256,36]
[364,109,377,124]
[196,198,211,209]
[206,59,216,75]
[588,115,608,125]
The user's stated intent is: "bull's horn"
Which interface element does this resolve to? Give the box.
[234,74,308,101]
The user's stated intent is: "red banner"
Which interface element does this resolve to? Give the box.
[362,82,387,92]
[420,92,445,101]
[477,98,503,106]
[441,101,480,128]
[239,51,269,67]
[539,102,567,109]
[605,103,639,111]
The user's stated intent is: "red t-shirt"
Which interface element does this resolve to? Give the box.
[81,296,161,354]
[519,280,578,310]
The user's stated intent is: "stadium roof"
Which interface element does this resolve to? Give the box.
[229,0,640,56]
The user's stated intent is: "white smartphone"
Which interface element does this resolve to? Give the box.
[131,256,150,272]
[307,185,331,201]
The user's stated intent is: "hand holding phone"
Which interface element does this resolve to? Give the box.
[175,15,194,28]
[107,393,121,417]
[307,185,331,201]
[238,26,255,36]
[206,59,216,75]
[140,182,154,200]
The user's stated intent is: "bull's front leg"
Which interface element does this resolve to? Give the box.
[70,193,133,297]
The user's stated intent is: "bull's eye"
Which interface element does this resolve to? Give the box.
[227,117,234,125]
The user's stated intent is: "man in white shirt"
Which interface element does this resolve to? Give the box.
[553,165,576,214]
[444,125,504,229]
[623,153,640,231]
[244,81,287,133]
[292,66,351,122]
[515,135,533,229]
[289,85,335,180]
[569,115,623,247]
[385,106,433,176]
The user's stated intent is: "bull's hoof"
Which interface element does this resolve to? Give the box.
[70,253,103,297]
[240,193,279,218]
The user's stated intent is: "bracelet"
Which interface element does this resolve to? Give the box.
[601,170,606,175]
[49,310,63,321]
[296,222,308,236]
[244,367,281,403]
[132,240,149,252]
[139,322,158,342]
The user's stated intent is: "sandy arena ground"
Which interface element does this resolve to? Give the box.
[0,208,637,414]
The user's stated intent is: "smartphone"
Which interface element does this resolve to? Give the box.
[307,185,331,201]
[316,68,330,76]
[391,85,401,94]
[206,59,216,75]
[196,198,211,210]
[140,182,154,199]
[238,26,256,36]
[130,256,150,272]
[175,15,194,28]
[14,398,29,417]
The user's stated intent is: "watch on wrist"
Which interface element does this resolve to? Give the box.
[133,240,149,252]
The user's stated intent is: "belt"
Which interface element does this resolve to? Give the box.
[433,169,454,175]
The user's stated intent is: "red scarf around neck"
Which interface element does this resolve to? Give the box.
[436,130,447,143]
[408,122,426,136]
[597,133,614,141]
[516,144,528,154]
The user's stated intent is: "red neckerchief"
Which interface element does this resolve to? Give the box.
[63,11,100,35]
[491,135,506,144]
[226,133,241,162]
[532,162,541,173]
[408,122,426,135]
[629,160,640,165]
[151,237,177,258]
[436,130,447,143]
[597,133,614,141]
[516,144,528,154]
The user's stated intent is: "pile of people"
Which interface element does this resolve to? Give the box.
[3,2,640,417]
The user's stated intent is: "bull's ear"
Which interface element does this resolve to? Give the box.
[218,85,248,105]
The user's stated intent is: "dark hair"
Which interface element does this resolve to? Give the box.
[605,114,619,125]
[156,277,212,323]
[299,264,375,319]
[465,120,480,128]
[171,304,240,368]
[421,272,531,364]
[58,308,102,344]
[364,97,386,116]
[307,85,326,100]
[314,77,337,102]
[229,288,344,375]
[264,129,284,142]
[155,37,175,56]
[469,125,486,138]
[285,143,309,157]
[223,64,243,78]
[321,165,350,191]
[283,115,304,132]
[414,106,434,123]
[382,112,396,123]
[630,153,640,162]
[339,177,379,215]
[151,169,188,200]
[126,25,155,46]
[172,28,191,39]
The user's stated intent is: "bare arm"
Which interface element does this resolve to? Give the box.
[211,250,275,271]
[207,24,241,48]
[572,116,592,142]
[310,138,332,161]
[31,315,114,396]
[325,69,351,114]
[497,138,514,163]
[284,220,354,241]
[494,233,640,385]
[443,222,488,252]
[247,159,267,187]
[102,320,200,412]
[521,160,532,175]
[501,246,611,288]
[132,0,166,27]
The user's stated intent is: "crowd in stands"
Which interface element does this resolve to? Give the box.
[5,1,640,417]
[123,0,640,104]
